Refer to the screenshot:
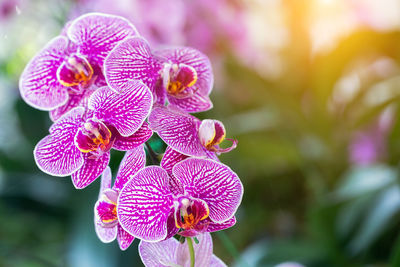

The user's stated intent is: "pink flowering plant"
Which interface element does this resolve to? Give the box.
[19,12,243,266]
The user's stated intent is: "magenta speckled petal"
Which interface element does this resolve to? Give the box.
[155,46,213,96]
[113,146,146,191]
[113,122,153,151]
[71,152,110,189]
[99,166,112,194]
[117,224,135,251]
[117,166,174,242]
[19,36,69,110]
[176,233,213,267]
[172,158,243,223]
[34,108,84,176]
[161,146,189,175]
[49,88,94,121]
[67,13,138,66]
[207,217,236,233]
[149,107,207,157]
[161,146,187,195]
[104,37,162,92]
[139,238,179,267]
[167,92,213,113]
[166,212,179,240]
[89,83,152,137]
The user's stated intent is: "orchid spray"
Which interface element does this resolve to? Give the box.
[19,12,243,266]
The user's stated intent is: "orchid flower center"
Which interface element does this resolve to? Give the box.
[95,189,119,227]
[57,54,94,87]
[174,197,209,230]
[74,119,113,154]
[198,119,238,154]
[164,63,197,97]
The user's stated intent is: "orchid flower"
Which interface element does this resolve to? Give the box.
[104,37,213,113]
[94,146,146,250]
[34,81,152,189]
[19,13,138,120]
[149,106,237,159]
[117,157,243,241]
[139,233,226,267]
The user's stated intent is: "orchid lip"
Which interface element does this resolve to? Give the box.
[198,119,237,154]
[174,196,209,231]
[164,63,198,96]
[57,53,94,88]
[74,119,113,154]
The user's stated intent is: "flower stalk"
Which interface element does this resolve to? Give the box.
[187,237,195,267]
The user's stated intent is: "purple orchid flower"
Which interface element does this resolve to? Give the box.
[117,157,242,242]
[104,36,214,113]
[19,13,138,119]
[149,106,237,159]
[94,146,146,250]
[139,232,226,267]
[34,81,153,189]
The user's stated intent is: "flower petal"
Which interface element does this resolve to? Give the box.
[99,166,112,196]
[34,108,84,176]
[166,212,179,240]
[117,166,174,242]
[71,152,110,189]
[19,36,69,110]
[67,13,138,66]
[172,158,243,223]
[176,233,213,267]
[104,37,162,92]
[139,238,179,267]
[113,146,146,191]
[155,46,213,96]
[167,92,213,113]
[89,83,152,137]
[94,217,117,244]
[210,256,228,267]
[112,122,153,151]
[117,224,135,251]
[49,88,93,121]
[149,106,207,157]
[161,146,187,195]
[206,217,236,233]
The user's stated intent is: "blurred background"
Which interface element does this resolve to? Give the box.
[2,0,400,266]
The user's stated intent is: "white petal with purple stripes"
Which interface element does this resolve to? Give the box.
[34,107,84,176]
[172,158,243,223]
[88,82,152,137]
[117,166,174,242]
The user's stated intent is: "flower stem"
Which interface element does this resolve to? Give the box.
[187,237,195,267]
[145,141,160,165]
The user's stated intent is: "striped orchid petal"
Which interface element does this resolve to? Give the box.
[149,106,207,157]
[117,225,135,251]
[89,82,153,137]
[172,158,243,223]
[113,146,146,191]
[19,36,69,110]
[34,107,84,176]
[117,166,174,242]
[67,13,139,66]
[71,152,110,189]
[112,122,153,151]
[105,37,162,92]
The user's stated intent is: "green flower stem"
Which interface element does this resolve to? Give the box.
[187,237,195,267]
